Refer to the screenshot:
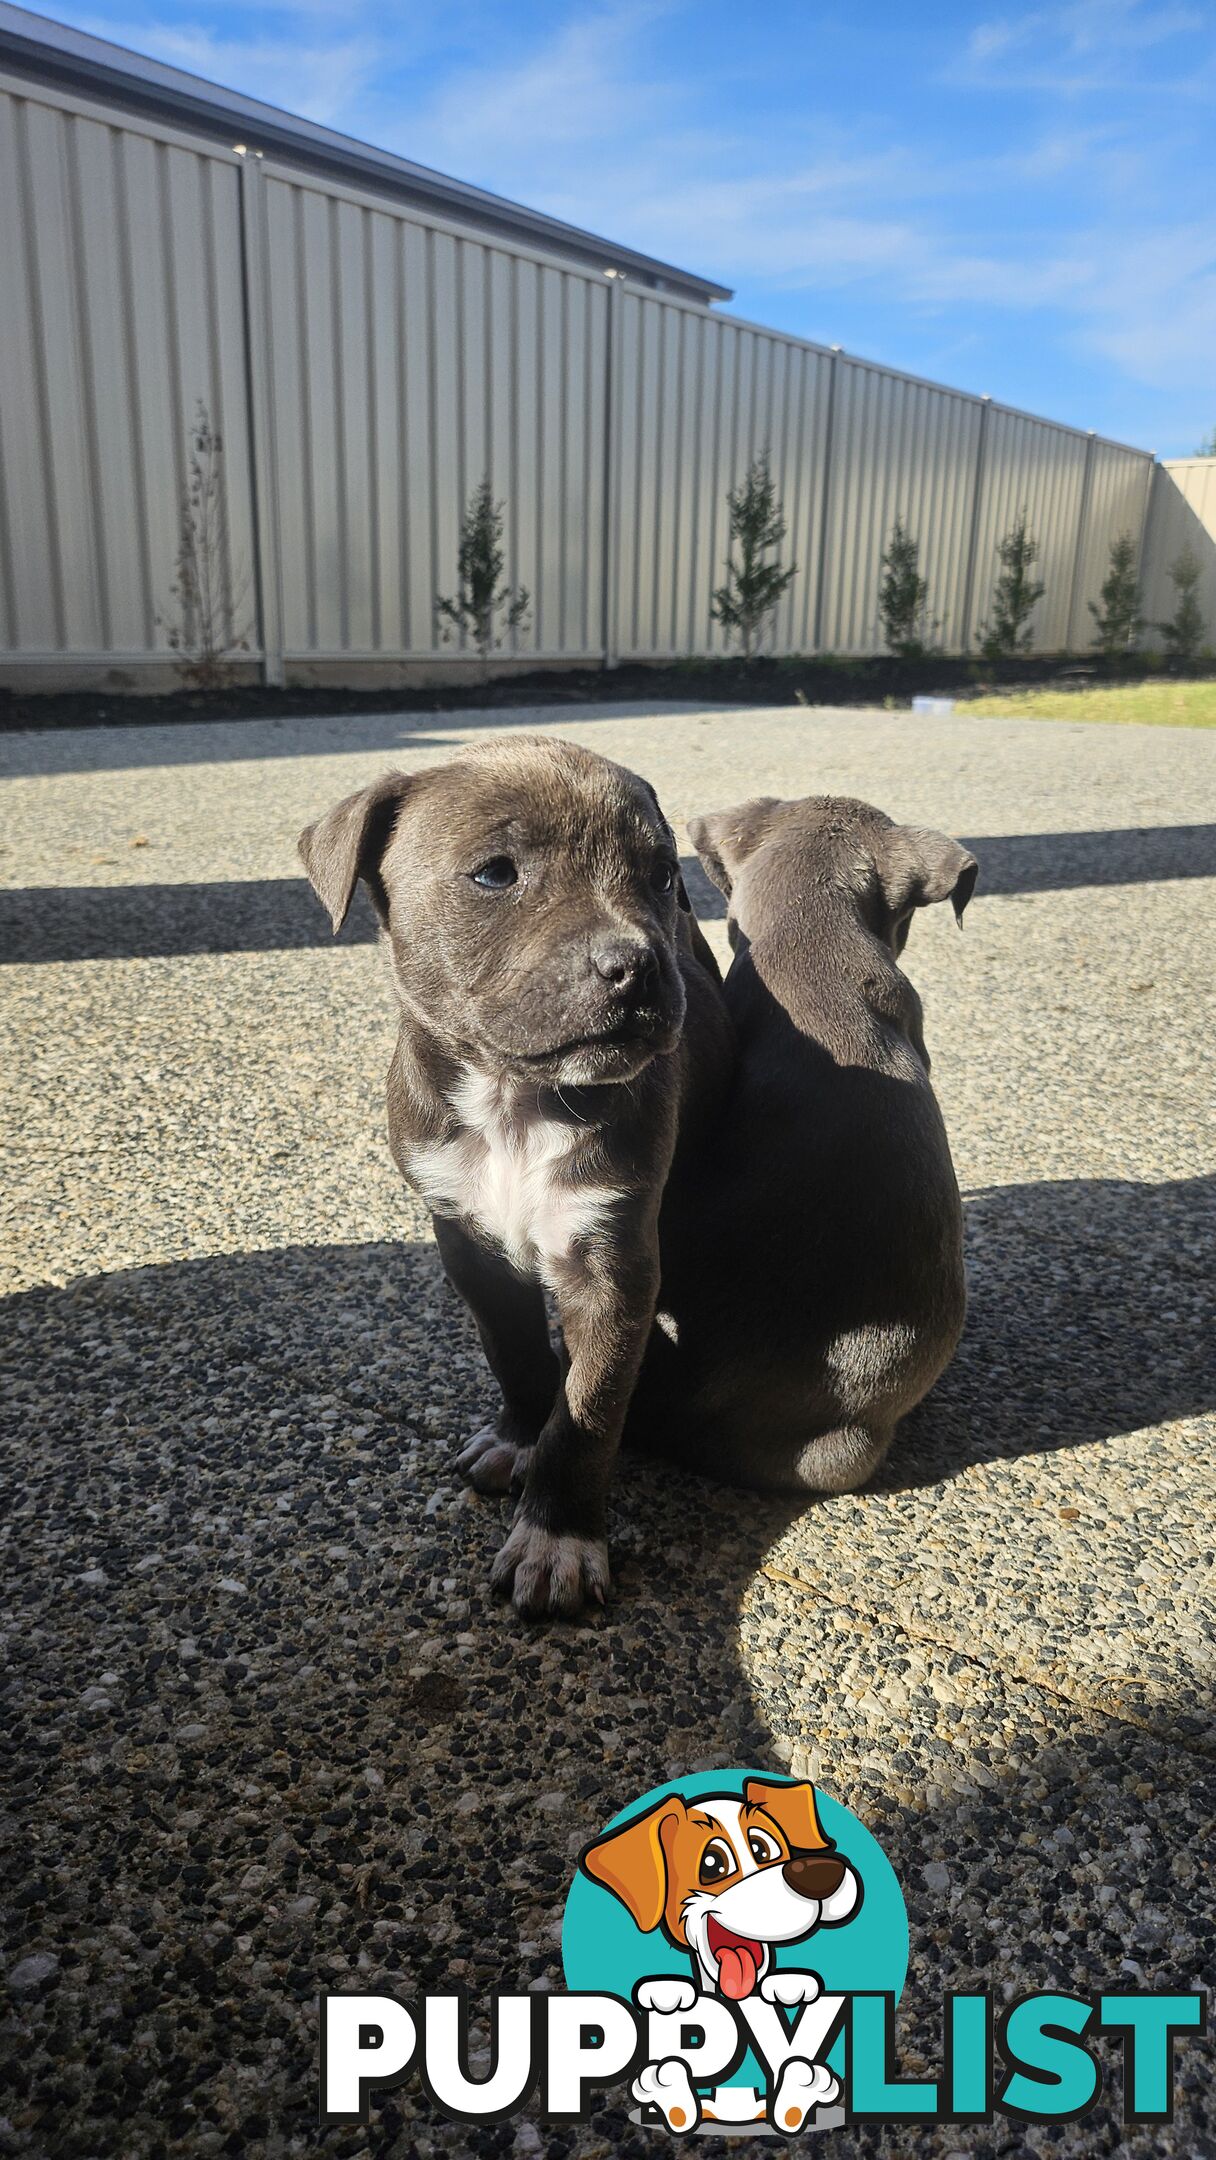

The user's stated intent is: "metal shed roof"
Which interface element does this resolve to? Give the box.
[0,0,733,304]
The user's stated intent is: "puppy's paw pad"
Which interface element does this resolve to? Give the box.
[490,1520,610,1618]
[635,1976,698,2015]
[632,2058,700,2134]
[760,1969,822,2006]
[771,2058,839,2135]
[456,1426,532,1494]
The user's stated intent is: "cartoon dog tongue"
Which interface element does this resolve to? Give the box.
[708,1921,762,1999]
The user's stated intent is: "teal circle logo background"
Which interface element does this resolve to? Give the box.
[562,1770,907,2080]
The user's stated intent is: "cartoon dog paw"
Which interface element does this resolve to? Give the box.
[759,1968,822,2007]
[771,2057,840,2135]
[635,1976,699,2014]
[632,2058,702,2134]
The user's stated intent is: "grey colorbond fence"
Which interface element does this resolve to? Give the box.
[0,64,1163,689]
[1140,460,1216,651]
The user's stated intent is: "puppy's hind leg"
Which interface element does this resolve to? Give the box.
[792,1422,892,1495]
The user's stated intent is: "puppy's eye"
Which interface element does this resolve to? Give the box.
[748,1830,781,1864]
[699,1839,734,1885]
[470,857,518,891]
[650,861,676,896]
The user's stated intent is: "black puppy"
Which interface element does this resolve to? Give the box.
[628,792,977,1493]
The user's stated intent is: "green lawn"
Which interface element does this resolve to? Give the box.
[959,677,1216,729]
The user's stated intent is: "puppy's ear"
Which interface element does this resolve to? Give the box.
[687,798,780,899]
[878,827,978,927]
[743,1777,831,1853]
[298,772,413,932]
[579,1795,684,1934]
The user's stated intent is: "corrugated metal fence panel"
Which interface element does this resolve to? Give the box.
[259,163,608,660]
[1072,440,1154,647]
[818,359,983,655]
[0,72,255,660]
[0,64,1164,678]
[612,290,833,657]
[609,309,1154,659]
[971,408,1149,652]
[969,409,1089,652]
[1139,459,1216,647]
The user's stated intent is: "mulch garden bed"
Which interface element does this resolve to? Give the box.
[3,652,1211,731]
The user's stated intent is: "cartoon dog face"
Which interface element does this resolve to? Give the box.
[580,1779,861,1999]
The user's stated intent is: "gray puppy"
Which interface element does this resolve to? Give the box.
[627,792,977,1493]
[299,737,730,1618]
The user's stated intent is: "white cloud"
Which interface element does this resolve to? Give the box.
[364,19,1104,315]
[395,0,676,160]
[960,0,1207,89]
[1069,224,1216,387]
[65,7,392,127]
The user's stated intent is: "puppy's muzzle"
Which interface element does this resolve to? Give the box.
[782,1851,848,1901]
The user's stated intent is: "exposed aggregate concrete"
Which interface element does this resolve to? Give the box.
[1,703,1213,2157]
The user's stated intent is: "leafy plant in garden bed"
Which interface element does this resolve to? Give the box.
[1090,532,1143,657]
[160,401,253,690]
[1157,546,1208,663]
[879,516,938,658]
[711,454,798,658]
[436,480,530,666]
[978,512,1045,660]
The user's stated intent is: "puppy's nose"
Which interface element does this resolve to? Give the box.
[782,1852,847,1902]
[591,936,658,993]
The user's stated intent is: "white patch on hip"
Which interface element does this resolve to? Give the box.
[407,1066,617,1279]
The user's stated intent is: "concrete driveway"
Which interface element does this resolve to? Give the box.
[2,701,1213,2156]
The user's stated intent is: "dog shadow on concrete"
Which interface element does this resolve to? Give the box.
[1,1236,803,2153]
[888,1170,1215,1491]
[4,1199,1212,2152]
[6,823,1216,967]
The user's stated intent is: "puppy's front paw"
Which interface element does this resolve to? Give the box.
[771,2057,839,2135]
[489,1517,610,1618]
[632,2058,701,2134]
[456,1425,533,1495]
[760,1969,821,2007]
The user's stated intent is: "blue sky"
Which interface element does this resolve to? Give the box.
[44,0,1216,453]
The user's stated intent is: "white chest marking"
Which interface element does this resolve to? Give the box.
[408,1068,617,1278]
